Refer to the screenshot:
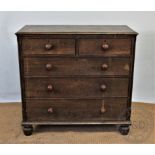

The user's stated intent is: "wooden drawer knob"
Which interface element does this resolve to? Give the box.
[47,84,53,92]
[46,63,53,71]
[101,64,108,70]
[102,43,109,50]
[45,44,53,50]
[47,107,53,113]
[100,84,107,91]
[101,103,106,113]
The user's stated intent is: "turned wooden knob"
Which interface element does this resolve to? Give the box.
[47,107,53,113]
[45,44,53,50]
[100,84,107,91]
[101,103,106,113]
[101,64,108,70]
[47,84,53,92]
[46,63,53,71]
[102,43,109,50]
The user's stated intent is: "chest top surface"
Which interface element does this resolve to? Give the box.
[16,25,138,35]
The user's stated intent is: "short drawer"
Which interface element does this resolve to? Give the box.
[26,98,127,122]
[24,58,130,77]
[22,38,75,56]
[25,77,129,98]
[79,39,131,56]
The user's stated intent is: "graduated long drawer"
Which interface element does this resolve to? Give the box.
[25,77,129,98]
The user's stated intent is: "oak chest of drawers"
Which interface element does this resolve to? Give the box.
[16,25,138,136]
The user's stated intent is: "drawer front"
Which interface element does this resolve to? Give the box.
[22,38,75,55]
[26,98,127,121]
[79,39,131,56]
[24,58,130,76]
[25,78,129,98]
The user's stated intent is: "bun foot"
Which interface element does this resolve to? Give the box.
[23,125,33,136]
[119,125,130,135]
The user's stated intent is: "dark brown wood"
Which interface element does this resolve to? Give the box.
[100,102,106,113]
[24,58,131,77]
[22,125,33,136]
[101,64,108,70]
[47,107,53,113]
[25,77,129,98]
[22,38,75,56]
[22,121,131,125]
[45,43,53,50]
[17,36,27,121]
[102,43,109,50]
[127,37,137,120]
[26,98,128,122]
[47,84,53,92]
[18,34,136,41]
[118,125,130,135]
[16,25,137,135]
[79,39,132,56]
[16,25,138,35]
[45,63,53,71]
[100,84,107,91]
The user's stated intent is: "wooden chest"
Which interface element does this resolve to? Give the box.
[16,25,138,136]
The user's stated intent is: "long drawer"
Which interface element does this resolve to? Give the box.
[24,58,130,77]
[26,98,128,122]
[25,77,129,98]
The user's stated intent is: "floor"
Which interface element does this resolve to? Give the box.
[0,102,154,144]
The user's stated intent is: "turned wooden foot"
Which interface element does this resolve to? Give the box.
[119,125,130,135]
[22,125,33,136]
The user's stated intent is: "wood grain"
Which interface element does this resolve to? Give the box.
[26,98,128,122]
[16,25,137,135]
[25,77,129,98]
[79,39,131,56]
[22,38,75,56]
[16,25,138,35]
[24,57,130,77]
